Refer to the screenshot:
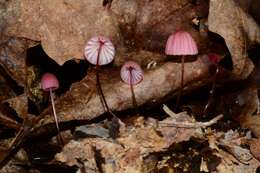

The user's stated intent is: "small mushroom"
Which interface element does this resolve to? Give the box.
[84,36,118,119]
[203,53,221,115]
[165,30,198,108]
[120,61,144,114]
[41,73,63,144]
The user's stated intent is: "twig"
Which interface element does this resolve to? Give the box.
[0,113,21,131]
[161,105,223,128]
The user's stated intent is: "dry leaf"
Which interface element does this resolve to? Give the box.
[208,0,260,78]
[4,0,223,66]
[0,37,35,86]
[0,73,15,101]
[55,112,215,173]
[243,115,260,138]
[208,130,259,173]
[250,139,260,161]
[4,94,28,119]
[220,87,258,123]
[4,0,122,65]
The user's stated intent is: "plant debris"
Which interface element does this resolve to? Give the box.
[0,0,259,172]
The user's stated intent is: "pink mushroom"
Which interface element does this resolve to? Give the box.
[84,36,115,66]
[120,61,144,113]
[165,30,198,108]
[84,36,117,118]
[203,53,221,115]
[41,73,63,144]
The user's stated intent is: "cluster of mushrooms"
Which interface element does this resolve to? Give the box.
[40,31,221,144]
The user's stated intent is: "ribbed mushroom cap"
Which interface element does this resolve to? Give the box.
[84,36,115,66]
[165,31,198,56]
[120,61,144,85]
[207,53,221,64]
[41,73,59,91]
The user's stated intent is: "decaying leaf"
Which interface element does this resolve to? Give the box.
[4,0,224,67]
[0,160,40,173]
[219,130,252,163]
[55,109,222,173]
[242,114,260,138]
[0,73,15,101]
[249,139,260,161]
[0,0,259,172]
[0,37,36,87]
[207,130,260,173]
[4,0,122,65]
[208,0,260,78]
[214,149,259,173]
[222,87,260,138]
[4,94,28,119]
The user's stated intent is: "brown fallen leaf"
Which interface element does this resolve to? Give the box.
[208,0,260,78]
[56,110,221,173]
[0,36,36,87]
[4,94,28,119]
[249,139,260,161]
[208,130,260,173]
[242,114,260,138]
[214,149,259,173]
[4,0,122,65]
[218,130,252,163]
[0,73,15,102]
[0,160,40,173]
[4,0,225,67]
[222,87,260,138]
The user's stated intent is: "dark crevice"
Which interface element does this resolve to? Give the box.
[26,44,89,114]
[207,32,233,70]
[26,44,89,94]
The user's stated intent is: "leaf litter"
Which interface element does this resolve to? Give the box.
[0,0,259,172]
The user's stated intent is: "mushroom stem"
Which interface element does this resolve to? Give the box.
[50,89,64,145]
[95,67,118,119]
[129,70,139,114]
[203,65,219,115]
[94,41,119,120]
[176,55,185,109]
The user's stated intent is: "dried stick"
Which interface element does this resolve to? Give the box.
[161,105,223,128]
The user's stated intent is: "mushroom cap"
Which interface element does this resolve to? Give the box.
[165,31,198,56]
[207,53,221,64]
[84,36,115,66]
[120,61,144,85]
[41,73,59,91]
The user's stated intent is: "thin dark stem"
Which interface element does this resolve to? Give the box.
[95,69,108,112]
[95,41,120,122]
[50,89,64,145]
[129,70,139,114]
[0,114,21,131]
[203,66,219,115]
[0,90,65,168]
[95,67,118,119]
[176,56,185,109]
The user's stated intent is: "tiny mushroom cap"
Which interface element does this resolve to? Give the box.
[84,36,115,66]
[120,61,144,85]
[207,53,221,64]
[165,30,198,56]
[41,73,59,91]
